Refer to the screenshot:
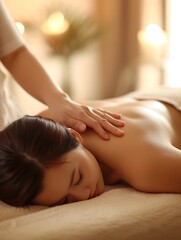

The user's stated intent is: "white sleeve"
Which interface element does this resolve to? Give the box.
[0,0,25,58]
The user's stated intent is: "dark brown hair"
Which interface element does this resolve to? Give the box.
[0,115,78,207]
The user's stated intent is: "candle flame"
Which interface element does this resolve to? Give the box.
[138,24,166,46]
[42,11,69,35]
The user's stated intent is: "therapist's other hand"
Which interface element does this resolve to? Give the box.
[48,96,125,140]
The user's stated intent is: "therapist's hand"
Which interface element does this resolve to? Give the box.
[48,95,125,140]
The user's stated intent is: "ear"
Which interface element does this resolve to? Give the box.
[68,129,84,145]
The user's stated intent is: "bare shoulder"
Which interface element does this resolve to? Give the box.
[79,96,136,112]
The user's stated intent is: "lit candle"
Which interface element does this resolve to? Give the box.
[41,11,70,52]
[42,11,69,36]
[137,24,167,60]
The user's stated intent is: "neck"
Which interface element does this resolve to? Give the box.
[81,129,121,185]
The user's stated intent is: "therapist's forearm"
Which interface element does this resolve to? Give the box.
[1,45,68,106]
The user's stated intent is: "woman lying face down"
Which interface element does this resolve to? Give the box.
[1,96,181,206]
[0,116,105,206]
[33,127,105,206]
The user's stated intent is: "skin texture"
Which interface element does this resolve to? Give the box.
[35,97,181,206]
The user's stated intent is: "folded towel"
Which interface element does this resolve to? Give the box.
[127,86,181,112]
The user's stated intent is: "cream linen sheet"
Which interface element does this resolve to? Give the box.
[0,186,181,240]
[1,82,181,240]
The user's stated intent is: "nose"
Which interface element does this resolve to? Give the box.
[68,186,91,203]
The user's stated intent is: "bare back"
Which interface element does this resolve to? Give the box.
[82,99,181,193]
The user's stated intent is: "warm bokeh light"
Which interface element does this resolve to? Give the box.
[42,11,69,35]
[137,24,167,60]
[137,24,166,46]
[15,22,25,34]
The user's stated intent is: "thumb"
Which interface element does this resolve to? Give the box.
[64,118,87,133]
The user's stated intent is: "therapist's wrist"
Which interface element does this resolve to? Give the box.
[45,89,70,109]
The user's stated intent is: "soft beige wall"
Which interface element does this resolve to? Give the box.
[140,0,164,29]
[95,0,141,98]
[4,0,49,22]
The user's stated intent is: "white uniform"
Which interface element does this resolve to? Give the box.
[0,0,24,58]
[0,0,24,129]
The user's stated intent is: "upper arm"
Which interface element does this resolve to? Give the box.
[1,46,26,71]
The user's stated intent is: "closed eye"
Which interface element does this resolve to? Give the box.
[51,197,68,206]
[54,173,84,206]
[75,172,84,185]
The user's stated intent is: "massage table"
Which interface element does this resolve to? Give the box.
[1,73,181,240]
[0,186,181,240]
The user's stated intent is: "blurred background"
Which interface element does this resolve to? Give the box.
[3,0,181,114]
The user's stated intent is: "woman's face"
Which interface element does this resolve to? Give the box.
[33,143,105,206]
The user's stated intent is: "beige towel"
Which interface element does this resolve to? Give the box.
[127,86,181,111]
